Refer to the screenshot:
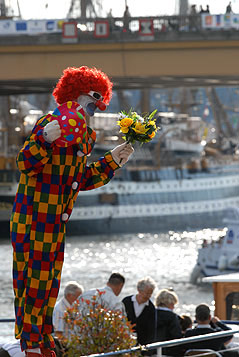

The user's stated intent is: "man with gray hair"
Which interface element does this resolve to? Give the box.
[122,277,156,355]
[53,281,84,341]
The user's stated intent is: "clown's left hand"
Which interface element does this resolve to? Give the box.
[111,142,134,166]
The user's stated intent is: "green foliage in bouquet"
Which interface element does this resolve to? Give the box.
[117,109,159,145]
[63,290,140,356]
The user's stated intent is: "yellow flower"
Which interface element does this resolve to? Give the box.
[121,127,129,133]
[132,122,147,135]
[149,120,156,128]
[149,131,156,138]
[119,117,134,128]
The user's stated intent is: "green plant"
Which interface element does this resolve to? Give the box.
[63,290,139,356]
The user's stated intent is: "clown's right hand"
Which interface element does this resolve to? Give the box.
[111,142,134,166]
[43,120,61,143]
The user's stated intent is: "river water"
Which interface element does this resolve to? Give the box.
[0,229,223,340]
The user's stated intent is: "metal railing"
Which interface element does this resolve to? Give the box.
[0,318,15,323]
[82,329,239,357]
[0,14,238,47]
[1,319,239,356]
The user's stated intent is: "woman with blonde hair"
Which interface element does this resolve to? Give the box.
[154,289,184,356]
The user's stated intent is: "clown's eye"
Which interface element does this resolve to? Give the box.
[88,91,103,101]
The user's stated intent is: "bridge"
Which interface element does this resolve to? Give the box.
[1,14,239,95]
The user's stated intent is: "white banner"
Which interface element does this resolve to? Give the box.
[0,20,16,34]
[0,19,61,35]
[201,13,239,29]
[231,14,239,29]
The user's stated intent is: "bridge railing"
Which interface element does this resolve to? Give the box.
[74,14,202,33]
[0,13,238,46]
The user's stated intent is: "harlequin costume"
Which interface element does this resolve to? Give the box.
[10,66,120,354]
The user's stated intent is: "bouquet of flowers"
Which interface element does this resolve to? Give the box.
[117,109,158,145]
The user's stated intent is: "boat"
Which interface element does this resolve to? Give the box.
[67,160,239,235]
[1,106,239,238]
[203,272,239,321]
[64,107,239,235]
[190,208,239,284]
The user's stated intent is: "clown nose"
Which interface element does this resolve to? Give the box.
[96,101,107,111]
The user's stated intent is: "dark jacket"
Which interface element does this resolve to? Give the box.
[184,321,233,352]
[155,307,183,356]
[122,295,155,347]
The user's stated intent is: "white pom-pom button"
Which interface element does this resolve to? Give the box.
[62,213,69,221]
[72,181,78,190]
[77,150,84,157]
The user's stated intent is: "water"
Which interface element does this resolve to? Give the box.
[0,229,222,340]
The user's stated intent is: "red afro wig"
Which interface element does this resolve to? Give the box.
[52,66,113,105]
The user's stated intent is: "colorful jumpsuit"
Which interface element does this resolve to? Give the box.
[10,114,119,350]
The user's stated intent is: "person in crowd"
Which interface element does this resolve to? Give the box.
[0,340,24,357]
[199,5,210,14]
[226,2,232,13]
[179,314,193,335]
[107,8,114,32]
[123,5,131,32]
[80,272,125,313]
[205,5,210,13]
[154,288,183,356]
[53,281,83,341]
[10,65,134,357]
[184,303,236,356]
[122,277,156,355]
[189,4,200,31]
[0,339,64,357]
[107,8,113,17]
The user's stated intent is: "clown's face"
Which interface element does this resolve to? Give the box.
[77,91,106,116]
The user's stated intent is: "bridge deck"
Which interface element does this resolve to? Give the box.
[0,15,239,94]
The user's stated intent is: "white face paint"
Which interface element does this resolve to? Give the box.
[77,95,97,117]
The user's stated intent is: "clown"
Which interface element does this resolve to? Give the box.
[10,66,133,357]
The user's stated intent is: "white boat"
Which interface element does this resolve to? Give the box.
[1,105,239,237]
[1,109,239,237]
[190,208,239,284]
[159,112,207,155]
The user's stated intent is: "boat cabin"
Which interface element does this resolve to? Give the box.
[203,273,239,320]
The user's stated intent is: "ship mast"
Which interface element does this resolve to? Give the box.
[206,87,235,141]
[0,0,21,18]
[179,0,188,15]
[67,0,102,18]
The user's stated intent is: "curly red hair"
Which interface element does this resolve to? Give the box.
[52,66,113,105]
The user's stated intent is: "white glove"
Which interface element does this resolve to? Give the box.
[43,120,61,143]
[111,142,134,166]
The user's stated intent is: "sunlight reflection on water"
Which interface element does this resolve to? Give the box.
[0,228,224,340]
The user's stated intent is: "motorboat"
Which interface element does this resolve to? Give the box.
[190,208,239,284]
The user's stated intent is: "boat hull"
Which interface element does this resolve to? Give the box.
[67,209,227,236]
[1,167,239,237]
[0,209,230,238]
